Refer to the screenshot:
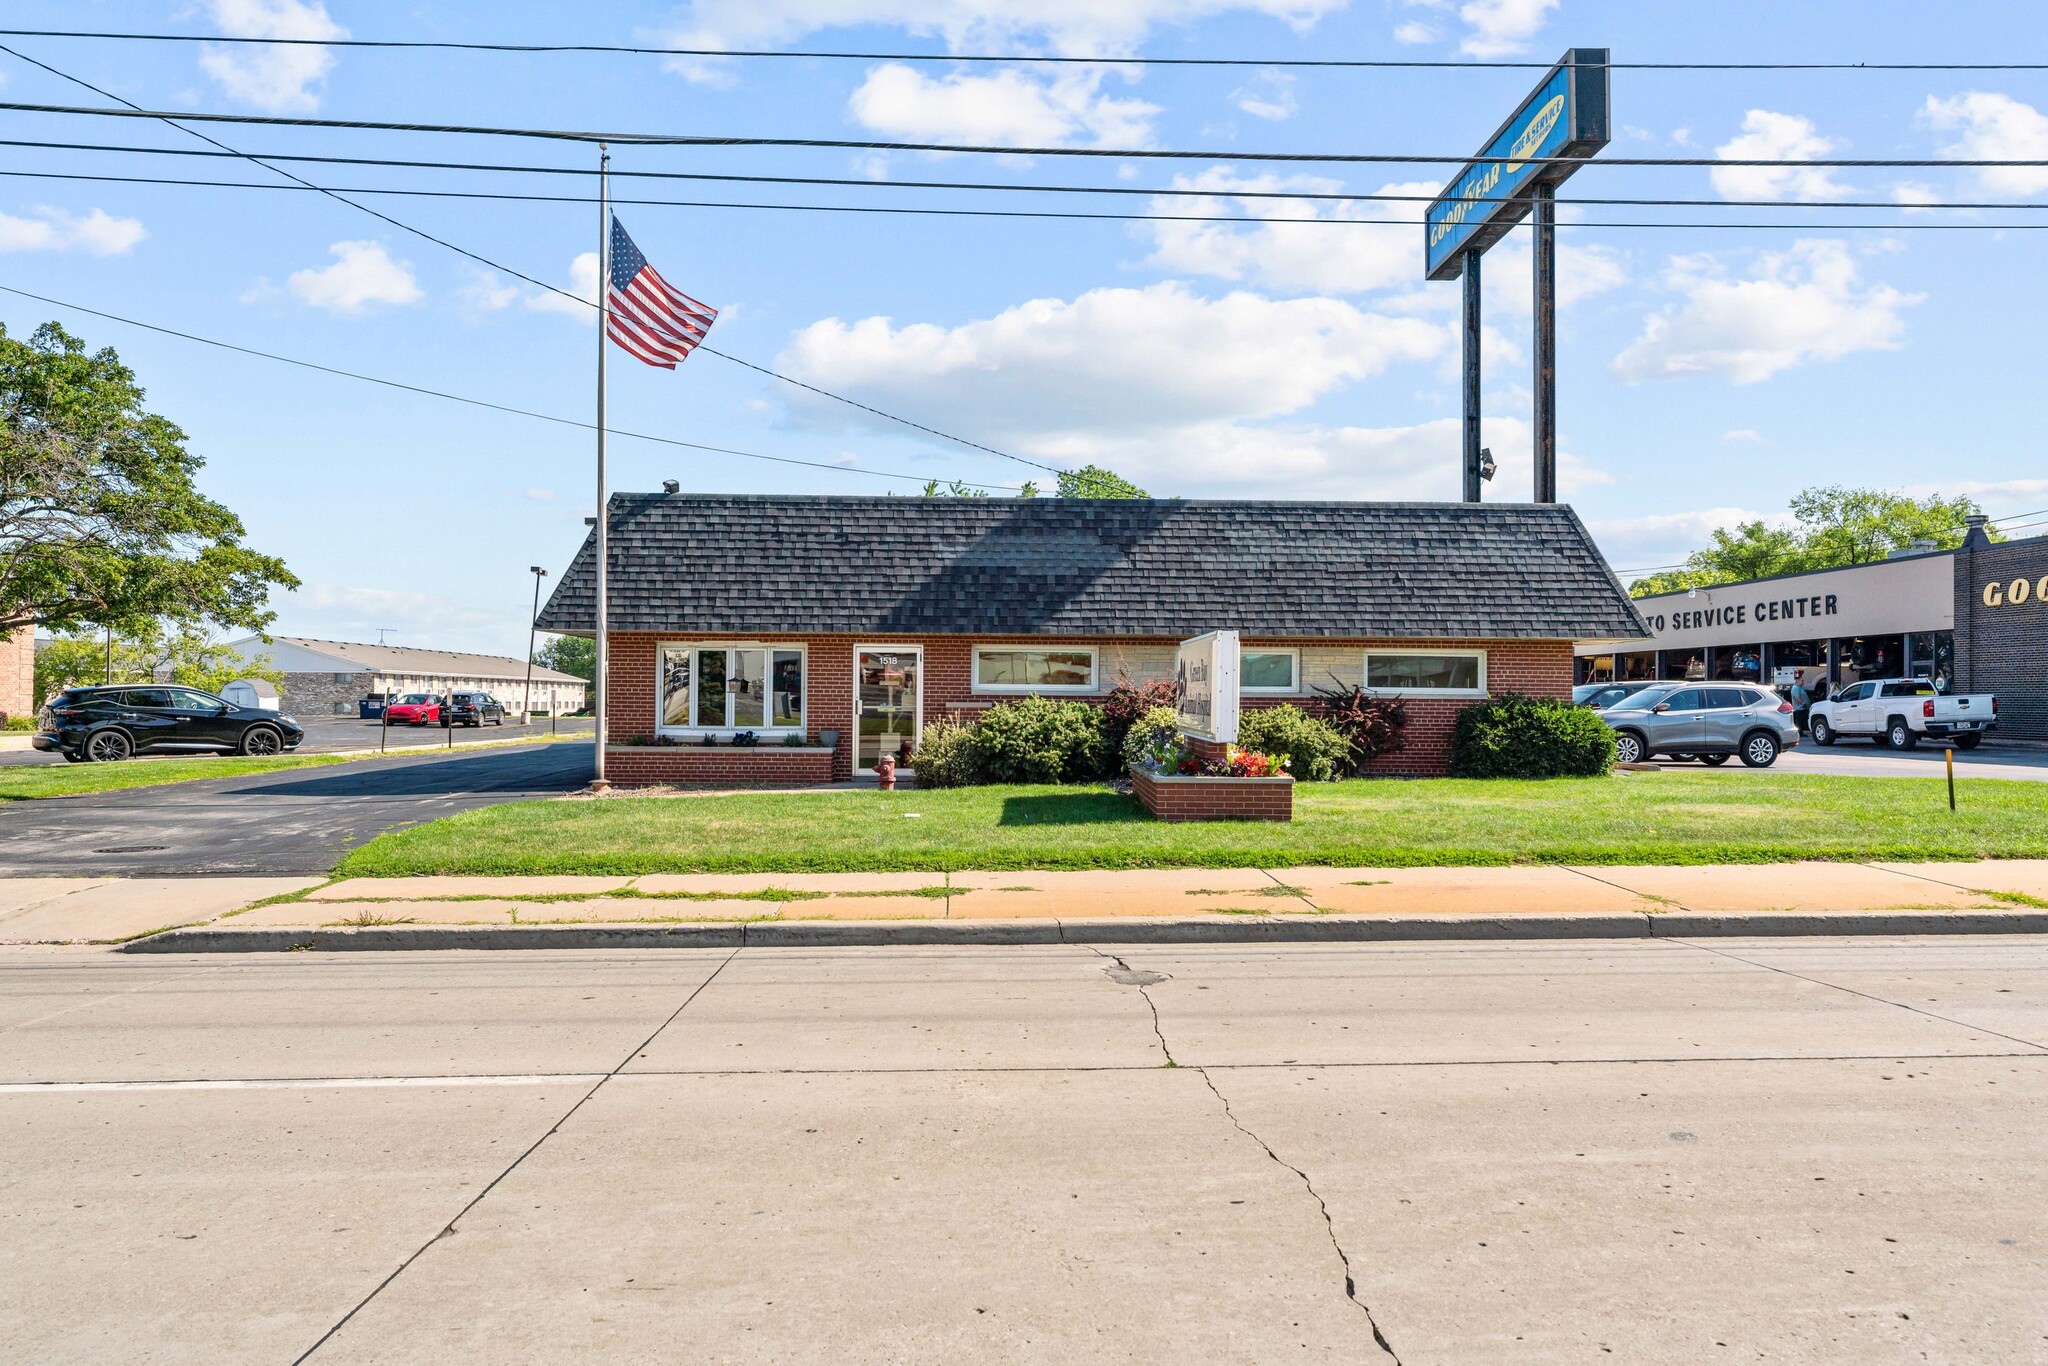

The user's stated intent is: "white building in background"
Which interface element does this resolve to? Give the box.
[226,636,588,717]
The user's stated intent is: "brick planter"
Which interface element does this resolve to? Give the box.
[604,745,835,787]
[1130,766,1294,822]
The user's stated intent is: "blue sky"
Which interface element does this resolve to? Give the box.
[5,0,2046,656]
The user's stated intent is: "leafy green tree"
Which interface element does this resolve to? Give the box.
[1056,465,1149,498]
[34,622,283,705]
[534,634,595,683]
[1630,485,1995,596]
[1,322,296,635]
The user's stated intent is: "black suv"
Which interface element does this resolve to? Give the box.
[445,691,506,727]
[34,686,306,763]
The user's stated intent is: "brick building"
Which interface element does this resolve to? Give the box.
[0,625,32,720]
[536,494,1646,785]
[223,637,588,717]
[1955,520,2048,741]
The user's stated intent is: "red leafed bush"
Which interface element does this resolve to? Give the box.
[1100,675,1179,756]
[1307,683,1408,774]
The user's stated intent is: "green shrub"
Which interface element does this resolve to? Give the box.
[1099,677,1178,758]
[1237,704,1351,782]
[1121,703,1184,771]
[974,695,1112,784]
[1449,693,1615,779]
[910,716,985,788]
[3,713,35,732]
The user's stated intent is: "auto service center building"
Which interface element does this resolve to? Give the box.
[537,494,1647,785]
[1575,518,2047,741]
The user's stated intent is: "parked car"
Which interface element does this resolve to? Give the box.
[445,691,506,727]
[33,685,305,763]
[1807,678,1996,750]
[1573,681,1661,710]
[383,693,444,726]
[1597,682,1799,768]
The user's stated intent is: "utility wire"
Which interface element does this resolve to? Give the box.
[7,29,2048,70]
[0,51,1063,477]
[6,99,2045,167]
[0,282,1025,493]
[15,167,2048,231]
[10,138,2048,213]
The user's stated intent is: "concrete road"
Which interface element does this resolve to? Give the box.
[1650,739,2048,780]
[0,937,2041,1362]
[0,741,592,877]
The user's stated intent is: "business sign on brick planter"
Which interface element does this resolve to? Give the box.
[1176,631,1240,743]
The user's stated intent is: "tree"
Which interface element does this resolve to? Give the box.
[1,322,296,635]
[34,622,283,705]
[1057,464,1148,498]
[534,634,595,683]
[1630,485,1995,596]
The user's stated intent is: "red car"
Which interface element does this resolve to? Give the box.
[383,693,445,726]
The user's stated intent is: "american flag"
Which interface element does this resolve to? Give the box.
[605,217,717,368]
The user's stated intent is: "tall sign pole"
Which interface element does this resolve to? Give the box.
[591,143,611,791]
[1423,49,1608,505]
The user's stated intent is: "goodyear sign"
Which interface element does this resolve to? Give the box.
[1425,49,1610,280]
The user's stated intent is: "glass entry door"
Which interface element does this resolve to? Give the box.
[856,647,921,774]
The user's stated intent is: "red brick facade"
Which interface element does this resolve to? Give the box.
[1132,737,1294,821]
[0,625,32,721]
[601,631,1572,785]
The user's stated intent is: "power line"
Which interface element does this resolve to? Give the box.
[0,51,1063,476]
[11,137,2048,213]
[7,28,2048,71]
[0,282,1025,493]
[7,99,2045,167]
[16,166,2048,232]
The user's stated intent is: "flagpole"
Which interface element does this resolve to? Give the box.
[591,142,611,792]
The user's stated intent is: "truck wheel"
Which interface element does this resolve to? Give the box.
[1612,731,1646,765]
[1954,734,1982,751]
[1740,731,1780,768]
[1885,718,1918,750]
[1809,716,1835,746]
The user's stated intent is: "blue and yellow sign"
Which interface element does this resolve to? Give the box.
[1424,50,1609,280]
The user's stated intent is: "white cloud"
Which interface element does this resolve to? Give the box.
[199,0,346,113]
[0,206,145,255]
[1481,237,1630,313]
[1141,168,1433,295]
[1711,111,1849,202]
[525,252,600,322]
[1457,0,1556,58]
[284,240,421,313]
[1610,240,1919,386]
[281,582,521,656]
[1901,477,2048,511]
[519,488,558,502]
[1232,70,1298,122]
[456,270,519,312]
[1891,181,1942,210]
[1924,91,2048,195]
[1392,20,1439,45]
[1589,506,1778,580]
[651,0,1347,82]
[848,64,1160,147]
[1721,428,1765,443]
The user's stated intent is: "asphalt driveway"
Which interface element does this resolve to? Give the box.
[0,741,592,878]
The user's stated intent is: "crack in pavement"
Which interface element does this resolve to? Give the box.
[1089,945,1401,1362]
[291,946,743,1363]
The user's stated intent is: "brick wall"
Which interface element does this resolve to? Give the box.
[1955,536,2048,741]
[604,631,1574,783]
[0,625,31,719]
[1131,768,1294,821]
[603,746,835,787]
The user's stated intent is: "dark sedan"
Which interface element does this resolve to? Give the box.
[34,685,305,763]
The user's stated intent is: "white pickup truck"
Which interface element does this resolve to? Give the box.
[1807,678,1996,751]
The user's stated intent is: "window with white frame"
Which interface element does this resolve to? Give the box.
[659,644,805,731]
[1240,648,1299,694]
[971,644,1097,693]
[1363,649,1486,696]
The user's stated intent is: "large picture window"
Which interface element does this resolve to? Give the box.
[972,645,1097,693]
[660,644,805,732]
[1240,649,1299,694]
[1363,650,1485,696]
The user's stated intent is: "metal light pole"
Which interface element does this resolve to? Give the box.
[523,566,547,727]
[591,142,611,792]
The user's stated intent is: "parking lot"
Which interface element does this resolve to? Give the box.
[0,714,592,767]
[1655,738,2048,782]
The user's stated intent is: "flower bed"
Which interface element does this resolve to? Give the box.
[1129,736,1294,823]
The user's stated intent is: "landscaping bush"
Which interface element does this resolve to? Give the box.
[1449,693,1615,779]
[2,714,34,732]
[1237,704,1350,782]
[910,716,986,788]
[1121,704,1185,773]
[1308,683,1408,774]
[973,695,1112,784]
[1099,676,1178,758]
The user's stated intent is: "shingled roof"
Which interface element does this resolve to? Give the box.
[536,495,1648,641]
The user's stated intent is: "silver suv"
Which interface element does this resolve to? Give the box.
[1598,683,1801,768]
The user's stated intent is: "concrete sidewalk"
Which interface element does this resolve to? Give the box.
[2,860,2046,950]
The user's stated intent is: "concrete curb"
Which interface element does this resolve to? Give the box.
[120,909,2048,953]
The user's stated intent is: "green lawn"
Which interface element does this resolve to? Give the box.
[333,772,2048,876]
[0,753,347,800]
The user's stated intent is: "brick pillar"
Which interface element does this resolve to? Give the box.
[1186,736,1229,765]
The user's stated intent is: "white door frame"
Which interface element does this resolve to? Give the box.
[852,644,924,775]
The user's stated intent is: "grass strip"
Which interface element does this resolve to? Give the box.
[333,772,2048,877]
[0,753,348,801]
